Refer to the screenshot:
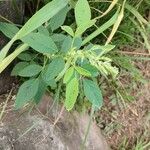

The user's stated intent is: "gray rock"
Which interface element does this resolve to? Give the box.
[0,94,110,150]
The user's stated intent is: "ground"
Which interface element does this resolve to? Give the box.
[98,59,150,150]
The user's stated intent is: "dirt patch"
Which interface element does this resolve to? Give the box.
[97,61,150,149]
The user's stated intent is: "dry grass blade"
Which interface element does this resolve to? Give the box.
[130,18,150,53]
[105,0,126,45]
[0,89,12,121]
[95,0,118,19]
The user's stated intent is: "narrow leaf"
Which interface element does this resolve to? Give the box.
[75,66,91,77]
[63,67,74,84]
[17,0,69,38]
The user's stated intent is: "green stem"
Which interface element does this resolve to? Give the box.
[0,44,29,73]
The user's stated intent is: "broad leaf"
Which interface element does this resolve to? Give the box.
[49,6,69,31]
[83,79,103,109]
[51,34,67,42]
[61,26,74,37]
[21,33,58,54]
[42,57,65,82]
[61,36,72,53]
[0,22,19,38]
[75,0,91,27]
[11,62,29,76]
[19,64,42,77]
[38,25,49,36]
[65,77,79,111]
[17,53,34,61]
[15,79,39,109]
[34,78,47,104]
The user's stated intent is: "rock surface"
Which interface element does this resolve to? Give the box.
[0,94,110,150]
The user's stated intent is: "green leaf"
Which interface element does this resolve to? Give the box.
[0,0,68,62]
[18,64,42,77]
[61,26,74,37]
[38,25,49,36]
[16,0,69,39]
[0,22,19,39]
[61,36,72,53]
[75,0,91,27]
[75,19,96,36]
[83,79,103,109]
[91,44,115,55]
[82,9,119,45]
[49,6,69,31]
[34,78,47,104]
[73,37,82,49]
[15,79,39,109]
[11,62,29,76]
[82,64,99,77]
[17,53,33,61]
[42,57,65,82]
[21,33,58,54]
[65,77,79,111]
[51,34,67,42]
[63,67,74,84]
[75,66,91,77]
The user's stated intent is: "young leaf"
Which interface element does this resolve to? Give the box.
[11,62,29,76]
[75,66,91,77]
[18,64,42,77]
[73,37,82,49]
[61,36,72,53]
[63,67,75,84]
[65,77,79,111]
[61,26,74,37]
[83,79,103,109]
[82,64,99,77]
[21,33,58,54]
[75,0,91,27]
[49,6,69,31]
[15,79,39,109]
[0,22,19,39]
[42,57,65,82]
